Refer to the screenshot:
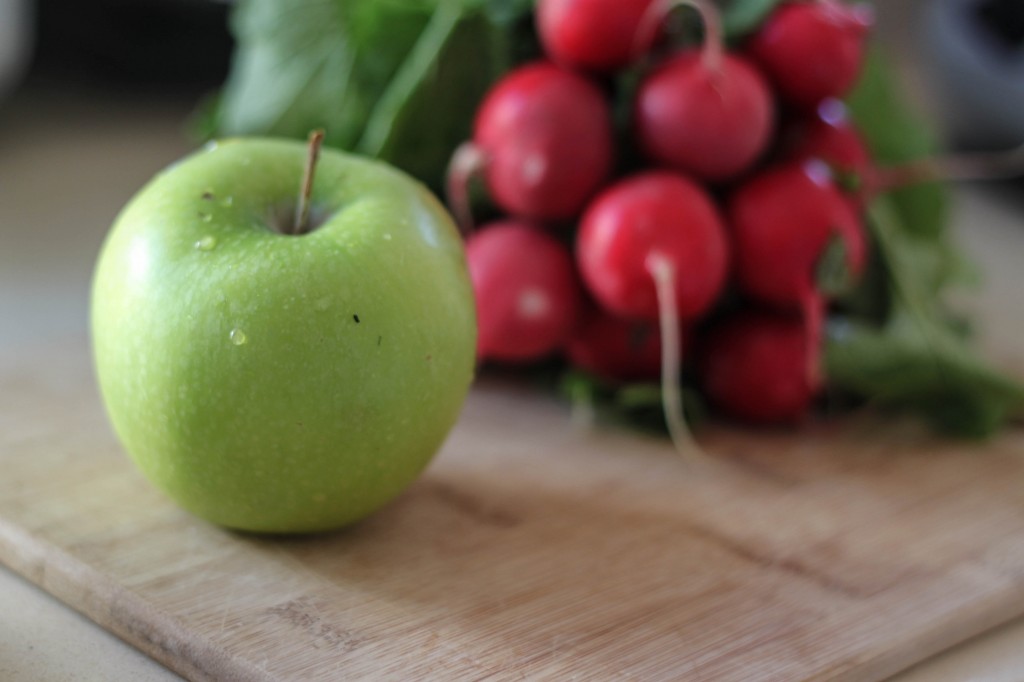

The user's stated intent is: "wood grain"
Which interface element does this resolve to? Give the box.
[2,342,1024,681]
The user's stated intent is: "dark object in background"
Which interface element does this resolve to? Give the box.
[925,0,1024,149]
[975,0,1024,52]
[31,0,233,93]
[0,0,32,100]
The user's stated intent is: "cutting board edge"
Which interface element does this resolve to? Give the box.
[0,516,274,682]
[833,584,1024,682]
[7,516,1024,682]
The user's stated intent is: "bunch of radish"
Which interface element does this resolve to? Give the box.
[449,0,878,444]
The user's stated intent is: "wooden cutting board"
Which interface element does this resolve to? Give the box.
[2,341,1024,681]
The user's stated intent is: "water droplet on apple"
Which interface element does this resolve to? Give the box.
[221,196,234,207]
[199,213,213,223]
[383,233,392,241]
[204,140,218,152]
[230,328,248,346]
[194,236,217,251]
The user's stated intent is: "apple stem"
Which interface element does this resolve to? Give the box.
[293,129,325,236]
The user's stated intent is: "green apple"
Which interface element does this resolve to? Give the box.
[91,138,476,533]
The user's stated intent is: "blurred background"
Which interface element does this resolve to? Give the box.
[0,0,234,346]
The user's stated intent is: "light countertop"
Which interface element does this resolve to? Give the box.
[3,83,1024,682]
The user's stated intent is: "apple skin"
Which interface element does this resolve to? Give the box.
[91,138,477,533]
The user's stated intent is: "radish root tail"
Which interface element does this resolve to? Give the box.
[870,142,1024,197]
[648,254,706,464]
[446,142,487,236]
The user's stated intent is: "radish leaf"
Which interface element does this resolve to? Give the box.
[212,0,529,190]
[722,0,786,40]
[825,317,1024,437]
[816,234,854,297]
[848,48,952,240]
[825,199,1024,437]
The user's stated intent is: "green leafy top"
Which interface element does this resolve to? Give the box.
[825,200,1024,437]
[722,0,787,39]
[818,48,1024,437]
[214,0,534,190]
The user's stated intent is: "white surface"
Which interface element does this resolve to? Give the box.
[0,87,190,346]
[3,83,1024,682]
[897,617,1024,682]
[0,568,181,682]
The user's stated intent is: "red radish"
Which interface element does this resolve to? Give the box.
[786,99,872,187]
[467,221,582,363]
[633,0,775,182]
[727,160,862,387]
[747,0,874,110]
[700,310,821,424]
[566,303,666,382]
[577,171,729,322]
[577,171,728,459]
[727,159,865,310]
[448,62,614,228]
[784,98,873,211]
[537,0,660,73]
